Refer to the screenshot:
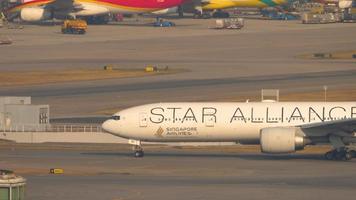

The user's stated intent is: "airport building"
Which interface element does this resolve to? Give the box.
[0,96,49,131]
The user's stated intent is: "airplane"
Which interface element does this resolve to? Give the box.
[102,101,356,160]
[6,0,189,23]
[181,0,289,18]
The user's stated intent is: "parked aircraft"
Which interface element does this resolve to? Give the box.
[181,0,288,18]
[6,0,188,22]
[102,101,356,160]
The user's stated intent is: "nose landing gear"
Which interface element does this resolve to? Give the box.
[133,145,144,158]
[129,139,144,158]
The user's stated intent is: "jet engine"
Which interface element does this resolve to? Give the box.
[20,8,52,22]
[260,127,305,154]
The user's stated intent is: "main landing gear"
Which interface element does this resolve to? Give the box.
[324,148,356,161]
[325,135,355,161]
[133,145,144,158]
[212,10,230,18]
[129,139,144,158]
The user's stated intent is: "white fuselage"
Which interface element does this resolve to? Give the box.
[102,102,356,143]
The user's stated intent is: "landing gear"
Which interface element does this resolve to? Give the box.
[325,151,334,160]
[177,5,184,18]
[193,11,211,19]
[129,139,144,158]
[324,148,355,161]
[133,145,144,158]
[83,14,110,24]
[326,135,356,161]
[345,151,354,160]
[212,10,230,18]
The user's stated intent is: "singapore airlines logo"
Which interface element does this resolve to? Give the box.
[155,127,164,137]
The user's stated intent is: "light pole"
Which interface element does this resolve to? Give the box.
[323,85,328,102]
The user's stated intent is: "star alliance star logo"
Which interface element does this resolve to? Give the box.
[155,127,164,137]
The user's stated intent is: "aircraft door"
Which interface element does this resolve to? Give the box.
[205,116,215,127]
[139,113,148,127]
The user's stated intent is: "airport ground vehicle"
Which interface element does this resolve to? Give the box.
[103,102,356,160]
[301,12,340,24]
[0,37,12,45]
[215,18,244,29]
[261,10,298,20]
[61,19,87,34]
[153,19,175,27]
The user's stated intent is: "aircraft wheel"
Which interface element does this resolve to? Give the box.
[178,6,184,18]
[134,150,144,158]
[202,13,212,19]
[350,150,356,157]
[325,151,334,160]
[344,151,353,161]
[334,151,345,161]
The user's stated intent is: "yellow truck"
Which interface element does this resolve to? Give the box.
[61,19,87,34]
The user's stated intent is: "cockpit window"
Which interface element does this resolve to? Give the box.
[111,115,120,120]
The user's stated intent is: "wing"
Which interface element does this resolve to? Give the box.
[299,118,356,137]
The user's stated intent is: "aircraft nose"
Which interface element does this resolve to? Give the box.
[102,119,116,133]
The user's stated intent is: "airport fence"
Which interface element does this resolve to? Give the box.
[0,124,103,133]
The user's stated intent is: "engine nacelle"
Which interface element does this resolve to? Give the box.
[260,127,305,154]
[339,0,353,9]
[20,7,52,22]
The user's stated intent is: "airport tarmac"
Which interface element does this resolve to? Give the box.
[0,18,355,117]
[0,143,356,200]
[1,16,356,200]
